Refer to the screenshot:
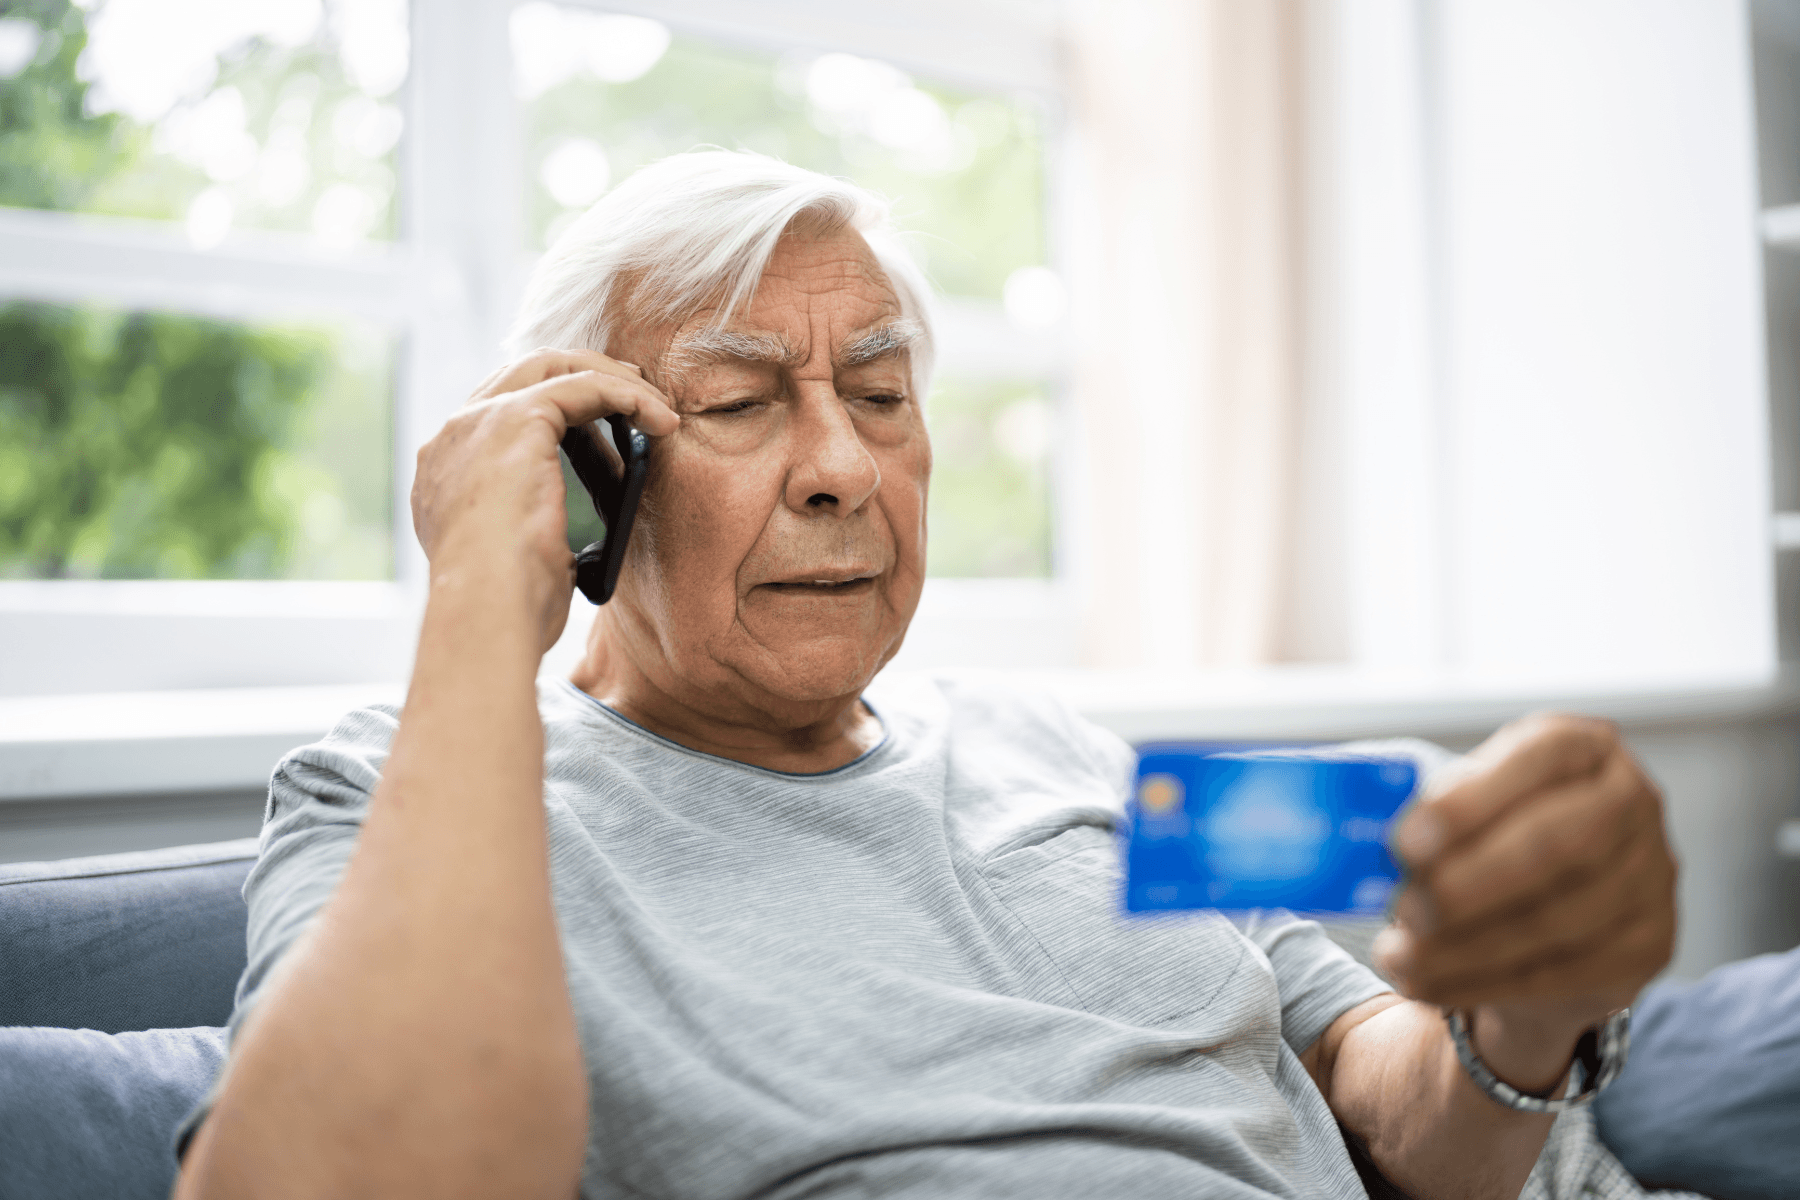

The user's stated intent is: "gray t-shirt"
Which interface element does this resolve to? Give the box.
[203,672,1393,1198]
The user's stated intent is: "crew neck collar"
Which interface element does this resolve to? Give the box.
[556,679,892,779]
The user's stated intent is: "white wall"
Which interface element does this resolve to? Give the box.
[1308,0,1775,683]
[1437,0,1773,681]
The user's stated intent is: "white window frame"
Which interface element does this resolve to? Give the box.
[0,0,1077,698]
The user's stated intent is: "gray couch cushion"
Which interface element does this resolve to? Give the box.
[0,839,258,1032]
[1595,946,1800,1200]
[0,1025,227,1200]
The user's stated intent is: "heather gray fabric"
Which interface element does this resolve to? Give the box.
[0,1025,227,1200]
[190,673,1394,1198]
[0,839,257,1032]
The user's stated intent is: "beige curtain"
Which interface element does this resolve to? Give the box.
[1065,0,1310,669]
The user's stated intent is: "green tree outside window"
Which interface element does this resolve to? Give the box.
[0,0,394,581]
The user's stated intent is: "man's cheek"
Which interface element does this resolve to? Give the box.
[677,480,785,588]
[881,447,931,537]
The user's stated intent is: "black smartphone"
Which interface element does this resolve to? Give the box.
[558,413,649,605]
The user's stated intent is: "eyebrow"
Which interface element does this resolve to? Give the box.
[664,327,802,375]
[836,318,924,368]
[664,318,923,376]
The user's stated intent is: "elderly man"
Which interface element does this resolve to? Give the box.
[174,152,1675,1200]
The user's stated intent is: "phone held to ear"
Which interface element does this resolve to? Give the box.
[1123,745,1418,917]
[558,413,649,605]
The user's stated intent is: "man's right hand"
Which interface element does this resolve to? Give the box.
[178,348,667,1200]
[409,348,679,652]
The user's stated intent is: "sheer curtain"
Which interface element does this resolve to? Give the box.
[1063,0,1774,685]
[1064,0,1310,670]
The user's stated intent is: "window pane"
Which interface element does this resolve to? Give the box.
[0,0,406,245]
[925,378,1053,578]
[0,301,393,580]
[513,6,1046,299]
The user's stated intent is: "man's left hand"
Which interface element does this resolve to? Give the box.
[1376,714,1677,1056]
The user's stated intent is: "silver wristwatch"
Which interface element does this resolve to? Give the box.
[1444,1008,1631,1114]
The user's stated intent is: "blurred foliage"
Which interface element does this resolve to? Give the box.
[0,0,131,212]
[0,0,394,580]
[0,302,393,579]
[563,452,608,560]
[0,0,398,238]
[926,377,1053,578]
[525,34,1047,301]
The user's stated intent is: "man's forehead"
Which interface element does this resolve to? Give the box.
[757,227,894,290]
[651,228,915,372]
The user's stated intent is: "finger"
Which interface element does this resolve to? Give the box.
[471,348,649,405]
[465,360,513,403]
[1396,830,1670,991]
[1403,748,1652,932]
[1406,904,1674,1008]
[1392,713,1616,867]
[514,369,680,437]
[478,347,615,400]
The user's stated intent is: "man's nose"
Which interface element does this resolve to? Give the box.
[783,382,880,517]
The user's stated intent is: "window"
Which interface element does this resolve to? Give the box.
[0,302,393,582]
[1,0,406,241]
[1,0,1073,698]
[0,0,408,588]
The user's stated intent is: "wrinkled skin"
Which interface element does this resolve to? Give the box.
[1380,713,1678,1028]
[571,227,930,771]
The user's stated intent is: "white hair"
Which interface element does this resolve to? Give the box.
[505,150,936,397]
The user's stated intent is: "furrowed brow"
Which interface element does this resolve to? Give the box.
[664,327,801,375]
[836,318,924,369]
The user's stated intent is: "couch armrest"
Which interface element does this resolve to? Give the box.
[0,839,259,1033]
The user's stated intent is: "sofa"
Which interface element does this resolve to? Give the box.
[0,840,255,1199]
[1,838,1793,1200]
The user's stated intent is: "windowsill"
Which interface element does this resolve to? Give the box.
[4,667,1797,802]
[0,684,405,801]
[1019,666,1800,743]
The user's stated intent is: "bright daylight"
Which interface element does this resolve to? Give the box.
[0,3,1796,1200]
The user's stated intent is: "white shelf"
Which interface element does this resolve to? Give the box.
[1776,512,1800,549]
[1763,203,1800,248]
[1779,819,1800,859]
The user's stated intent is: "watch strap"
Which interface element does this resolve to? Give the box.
[1444,1007,1631,1114]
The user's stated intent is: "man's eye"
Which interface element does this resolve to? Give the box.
[705,399,759,415]
[860,393,906,407]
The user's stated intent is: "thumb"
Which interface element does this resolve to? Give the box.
[1391,713,1614,867]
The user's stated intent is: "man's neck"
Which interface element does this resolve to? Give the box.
[568,623,885,775]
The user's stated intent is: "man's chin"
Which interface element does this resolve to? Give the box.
[728,624,898,706]
[723,584,916,706]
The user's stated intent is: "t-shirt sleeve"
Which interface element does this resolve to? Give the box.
[1222,738,1458,1056]
[174,703,399,1158]
[1235,910,1394,1056]
[1031,687,1136,809]
[1016,704,1439,1058]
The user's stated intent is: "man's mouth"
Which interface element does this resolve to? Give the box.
[761,570,880,594]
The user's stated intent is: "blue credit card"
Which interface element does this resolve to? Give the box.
[1124,745,1418,916]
